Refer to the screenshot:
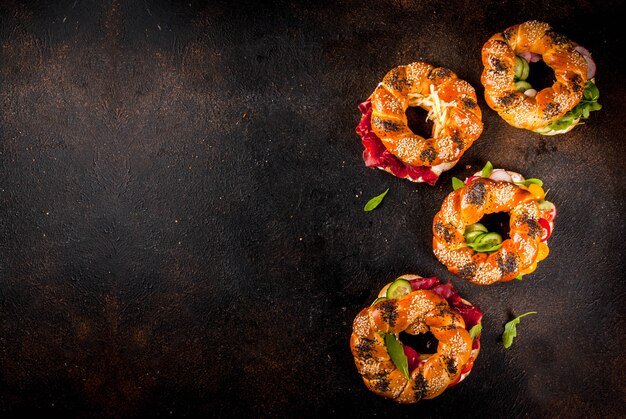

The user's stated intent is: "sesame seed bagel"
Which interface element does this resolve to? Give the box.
[357,62,483,184]
[433,172,555,285]
[481,20,587,131]
[350,275,482,403]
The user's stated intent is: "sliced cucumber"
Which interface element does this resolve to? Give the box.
[480,243,503,252]
[538,200,555,211]
[386,279,412,300]
[533,126,553,134]
[467,242,503,253]
[515,80,532,92]
[465,223,488,234]
[371,297,386,306]
[476,232,502,247]
[465,230,486,243]
[514,56,530,80]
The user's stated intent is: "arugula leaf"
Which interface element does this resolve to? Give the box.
[384,333,410,380]
[515,178,543,187]
[481,161,493,178]
[502,311,537,349]
[452,177,465,190]
[547,80,601,131]
[583,80,599,101]
[469,324,482,340]
[364,188,389,212]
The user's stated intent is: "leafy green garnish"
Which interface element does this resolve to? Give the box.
[547,80,601,131]
[384,333,409,380]
[515,178,543,187]
[515,274,524,280]
[452,177,465,190]
[481,161,493,178]
[502,311,537,349]
[364,188,389,212]
[469,324,482,340]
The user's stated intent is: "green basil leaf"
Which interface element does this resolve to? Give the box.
[481,161,493,178]
[469,324,482,340]
[515,274,524,280]
[452,177,465,190]
[515,178,543,187]
[502,311,537,349]
[384,333,410,380]
[533,126,553,134]
[364,188,389,212]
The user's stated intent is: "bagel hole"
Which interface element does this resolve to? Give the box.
[400,331,438,355]
[479,212,511,239]
[405,106,434,138]
[526,60,556,92]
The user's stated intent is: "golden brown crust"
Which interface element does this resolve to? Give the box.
[481,20,587,130]
[350,283,473,403]
[370,62,483,167]
[432,178,543,285]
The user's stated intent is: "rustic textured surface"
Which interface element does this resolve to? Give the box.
[0,0,624,417]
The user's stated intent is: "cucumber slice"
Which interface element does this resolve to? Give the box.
[467,242,503,253]
[533,126,553,134]
[514,56,530,80]
[465,230,486,243]
[465,223,488,234]
[371,297,386,306]
[538,200,555,211]
[476,232,502,246]
[515,80,532,92]
[386,279,412,300]
[520,58,530,80]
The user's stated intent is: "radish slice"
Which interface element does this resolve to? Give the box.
[519,52,532,62]
[489,169,513,182]
[465,175,481,184]
[574,45,596,79]
[520,51,542,63]
[539,218,552,242]
[524,89,537,97]
[509,172,525,183]
[403,345,419,372]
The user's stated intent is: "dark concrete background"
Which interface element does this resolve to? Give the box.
[0,0,624,417]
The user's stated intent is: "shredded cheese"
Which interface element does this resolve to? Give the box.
[407,84,456,137]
